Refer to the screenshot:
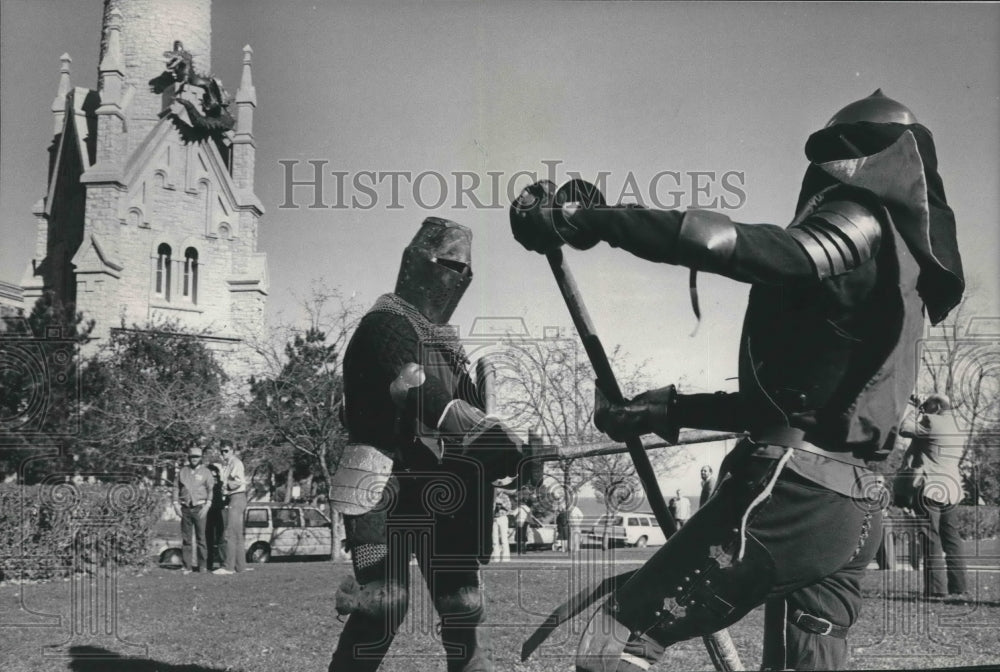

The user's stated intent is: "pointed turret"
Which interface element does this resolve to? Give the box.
[231,44,256,190]
[51,53,72,135]
[98,8,124,109]
[236,45,257,108]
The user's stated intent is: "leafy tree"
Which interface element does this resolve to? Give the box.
[76,319,227,472]
[244,328,345,489]
[0,291,94,482]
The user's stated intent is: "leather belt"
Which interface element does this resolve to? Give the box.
[751,427,869,467]
[790,609,849,638]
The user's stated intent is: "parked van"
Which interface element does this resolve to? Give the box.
[153,502,336,566]
[244,502,335,563]
[586,511,667,548]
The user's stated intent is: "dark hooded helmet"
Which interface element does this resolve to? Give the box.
[797,90,964,324]
[826,89,917,128]
[395,218,473,324]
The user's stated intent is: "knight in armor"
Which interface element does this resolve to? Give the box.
[510,90,964,671]
[328,218,526,672]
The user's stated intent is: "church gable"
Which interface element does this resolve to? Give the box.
[119,118,259,238]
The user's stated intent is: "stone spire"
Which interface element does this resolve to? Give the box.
[234,44,257,136]
[51,53,72,135]
[98,8,124,109]
[231,44,256,190]
[237,45,257,106]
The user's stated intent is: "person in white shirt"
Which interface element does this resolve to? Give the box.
[567,503,584,552]
[671,490,691,527]
[491,490,512,562]
[899,393,968,598]
[213,440,248,575]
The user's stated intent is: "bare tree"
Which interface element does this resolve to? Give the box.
[490,330,692,514]
[914,283,1000,502]
[239,281,363,560]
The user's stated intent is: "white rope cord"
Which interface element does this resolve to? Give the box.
[620,652,653,670]
[737,447,795,562]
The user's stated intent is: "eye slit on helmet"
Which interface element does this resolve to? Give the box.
[434,257,470,275]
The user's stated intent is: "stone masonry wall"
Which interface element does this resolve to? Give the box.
[100,0,212,153]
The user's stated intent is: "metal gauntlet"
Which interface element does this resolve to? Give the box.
[438,400,525,480]
[594,385,679,444]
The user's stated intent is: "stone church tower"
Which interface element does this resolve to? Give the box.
[21,0,267,385]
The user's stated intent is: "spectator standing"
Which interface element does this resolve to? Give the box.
[491,490,512,563]
[555,507,569,551]
[213,441,248,575]
[567,502,584,553]
[206,463,225,570]
[699,466,716,509]
[670,489,691,527]
[900,394,968,598]
[173,444,213,574]
[514,499,532,556]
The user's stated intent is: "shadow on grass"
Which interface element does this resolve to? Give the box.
[67,646,234,672]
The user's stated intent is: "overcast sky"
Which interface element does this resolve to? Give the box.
[2,0,998,428]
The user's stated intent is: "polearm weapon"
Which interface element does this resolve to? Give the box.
[545,247,677,536]
[540,248,744,672]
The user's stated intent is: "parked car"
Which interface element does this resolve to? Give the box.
[152,502,337,566]
[586,511,667,549]
[150,519,184,567]
[506,514,557,551]
[245,502,335,563]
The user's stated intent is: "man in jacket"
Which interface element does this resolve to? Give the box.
[173,444,213,574]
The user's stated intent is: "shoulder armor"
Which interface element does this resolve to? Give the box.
[787,200,882,278]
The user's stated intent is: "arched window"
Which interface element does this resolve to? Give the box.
[183,247,199,304]
[156,243,172,300]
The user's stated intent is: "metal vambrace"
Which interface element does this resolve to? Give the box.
[674,210,738,273]
[438,399,524,480]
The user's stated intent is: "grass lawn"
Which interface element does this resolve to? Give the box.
[1,543,998,672]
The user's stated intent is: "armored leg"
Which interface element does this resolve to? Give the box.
[576,452,881,672]
[328,548,410,671]
[329,597,408,672]
[576,461,779,672]
[424,565,492,672]
[330,506,411,672]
